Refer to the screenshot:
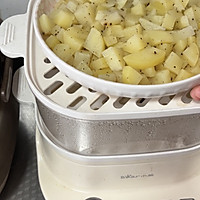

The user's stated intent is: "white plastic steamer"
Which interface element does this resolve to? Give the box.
[1,0,200,199]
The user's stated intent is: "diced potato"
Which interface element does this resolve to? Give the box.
[143,30,174,45]
[188,36,196,45]
[122,66,143,85]
[123,34,147,53]
[142,67,156,77]
[55,28,65,43]
[63,30,84,52]
[114,71,123,83]
[94,68,113,75]
[123,47,166,69]
[46,35,60,49]
[103,35,118,47]
[164,52,184,74]
[102,47,125,71]
[123,24,143,40]
[139,74,151,85]
[73,50,91,66]
[174,0,185,11]
[171,26,195,41]
[52,10,74,29]
[162,13,176,30]
[100,11,123,26]
[151,69,171,84]
[147,15,164,26]
[53,43,73,62]
[66,0,78,13]
[124,12,140,27]
[156,43,173,57]
[90,57,109,70]
[74,3,95,26]
[98,73,117,82]
[173,39,188,54]
[139,18,165,30]
[76,62,93,76]
[176,15,190,29]
[84,28,105,57]
[182,43,199,67]
[184,7,198,30]
[116,0,127,9]
[174,69,193,81]
[131,2,146,16]
[39,14,54,34]
[111,25,124,38]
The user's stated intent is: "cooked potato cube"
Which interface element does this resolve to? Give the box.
[174,69,193,81]
[111,25,124,38]
[131,2,146,16]
[123,34,147,53]
[53,10,74,29]
[114,71,123,83]
[162,13,176,30]
[142,67,156,77]
[123,24,143,40]
[116,0,127,9]
[63,30,84,52]
[102,47,125,71]
[156,43,174,57]
[90,57,109,70]
[184,7,198,30]
[46,35,60,49]
[98,73,117,82]
[182,43,199,67]
[84,28,105,57]
[176,15,190,29]
[143,30,174,45]
[73,50,91,66]
[100,11,123,26]
[122,66,143,85]
[74,3,95,26]
[173,39,188,54]
[53,43,73,62]
[103,35,118,47]
[164,52,184,74]
[151,69,171,84]
[123,47,166,70]
[76,62,93,76]
[139,74,151,85]
[66,0,78,13]
[139,18,165,31]
[172,26,195,41]
[39,14,54,34]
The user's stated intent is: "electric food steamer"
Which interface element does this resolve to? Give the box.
[1,0,200,199]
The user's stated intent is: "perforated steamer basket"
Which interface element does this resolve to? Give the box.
[2,0,200,198]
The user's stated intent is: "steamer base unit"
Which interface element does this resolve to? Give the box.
[36,114,200,200]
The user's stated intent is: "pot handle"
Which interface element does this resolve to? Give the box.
[0,13,27,58]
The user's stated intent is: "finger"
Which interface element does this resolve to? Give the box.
[190,86,200,101]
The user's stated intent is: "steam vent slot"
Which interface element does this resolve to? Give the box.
[113,97,130,108]
[67,96,86,110]
[44,67,59,79]
[44,81,63,95]
[90,94,109,110]
[67,82,82,94]
[136,98,150,107]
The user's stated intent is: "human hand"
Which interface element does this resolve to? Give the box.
[190,86,200,101]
